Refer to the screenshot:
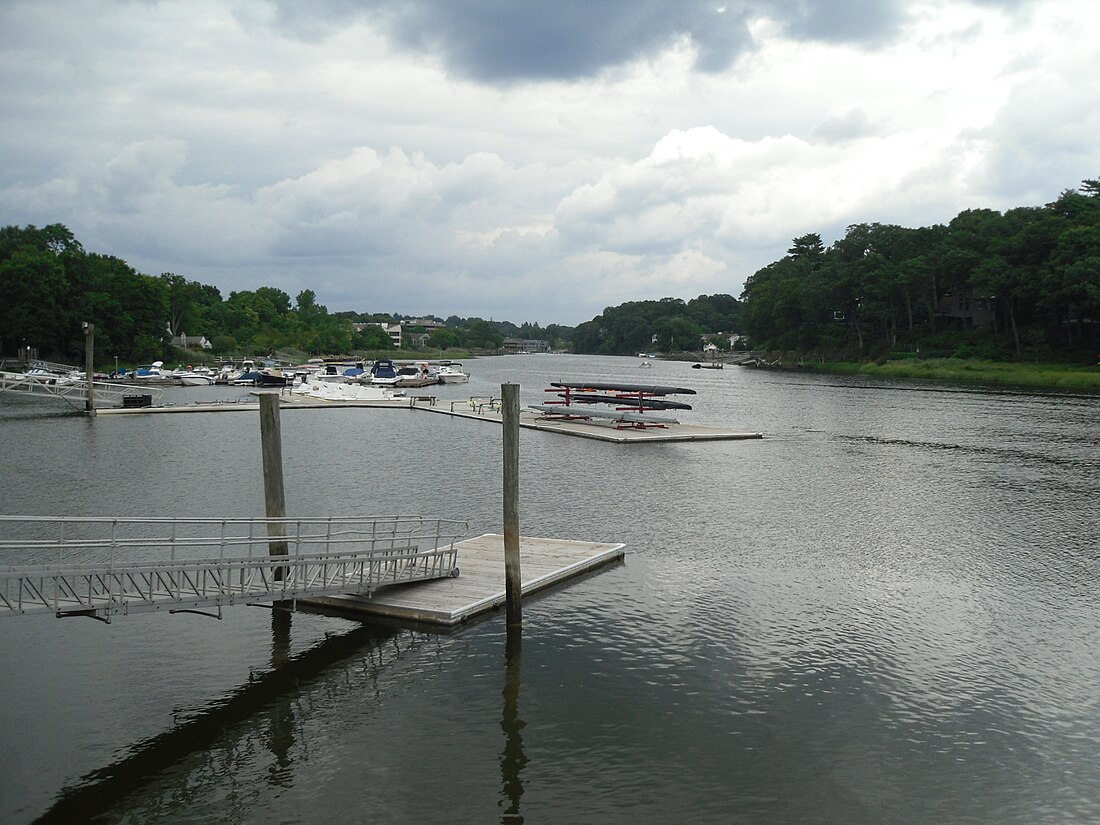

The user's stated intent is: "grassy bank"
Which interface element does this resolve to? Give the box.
[813,357,1100,391]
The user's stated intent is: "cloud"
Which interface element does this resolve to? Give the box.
[766,0,909,43]
[270,0,757,81]
[266,0,1040,84]
[811,108,879,143]
[0,0,1096,327]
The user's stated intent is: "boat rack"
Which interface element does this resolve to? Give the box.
[536,381,696,429]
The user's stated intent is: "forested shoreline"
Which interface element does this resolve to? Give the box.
[3,177,1098,366]
[0,224,569,364]
[736,179,1100,362]
[571,178,1099,362]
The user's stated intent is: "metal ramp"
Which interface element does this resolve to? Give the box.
[0,515,466,621]
[0,370,166,409]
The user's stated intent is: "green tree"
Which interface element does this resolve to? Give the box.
[0,248,68,355]
[354,325,394,351]
[428,328,459,349]
[464,319,503,349]
[162,273,220,337]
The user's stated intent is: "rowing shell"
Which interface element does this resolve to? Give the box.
[563,393,693,411]
[549,381,696,395]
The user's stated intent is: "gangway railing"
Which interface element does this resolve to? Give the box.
[0,370,166,408]
[0,515,466,621]
[0,358,80,374]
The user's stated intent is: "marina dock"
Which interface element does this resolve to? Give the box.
[300,533,625,626]
[91,391,762,442]
[424,401,763,443]
[94,393,423,414]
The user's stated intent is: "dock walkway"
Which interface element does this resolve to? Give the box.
[95,393,417,415]
[301,533,625,626]
[424,401,763,443]
[0,515,466,621]
[91,392,763,442]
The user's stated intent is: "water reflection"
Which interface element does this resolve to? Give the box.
[267,609,294,788]
[4,355,1099,824]
[30,621,398,824]
[499,629,527,824]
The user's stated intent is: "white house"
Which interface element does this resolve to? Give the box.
[171,333,213,350]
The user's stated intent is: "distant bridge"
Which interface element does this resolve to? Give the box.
[0,515,465,621]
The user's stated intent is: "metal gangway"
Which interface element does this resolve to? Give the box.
[0,515,466,621]
[0,368,166,409]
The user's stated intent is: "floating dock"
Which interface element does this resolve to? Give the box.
[92,393,763,442]
[94,393,422,415]
[299,533,625,627]
[424,402,763,443]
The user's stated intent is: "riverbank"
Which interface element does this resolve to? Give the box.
[666,350,1100,391]
[809,357,1100,391]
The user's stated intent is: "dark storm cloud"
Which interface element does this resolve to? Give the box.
[262,0,883,81]
[266,1,1038,83]
[268,0,1040,82]
[268,0,750,80]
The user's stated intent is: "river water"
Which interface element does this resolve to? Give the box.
[0,355,1097,824]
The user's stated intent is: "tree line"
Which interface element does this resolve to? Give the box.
[7,174,1097,366]
[572,294,743,355]
[0,224,573,364]
[739,179,1100,360]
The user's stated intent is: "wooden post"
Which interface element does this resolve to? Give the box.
[259,393,289,580]
[83,322,94,414]
[502,383,521,626]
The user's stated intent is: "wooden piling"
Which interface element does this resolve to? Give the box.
[502,383,522,626]
[258,393,289,578]
[83,322,94,414]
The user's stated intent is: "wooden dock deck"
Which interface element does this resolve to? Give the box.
[95,394,419,415]
[93,395,763,442]
[299,533,625,626]
[423,403,763,443]
[90,386,763,445]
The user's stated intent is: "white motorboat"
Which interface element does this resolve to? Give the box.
[133,361,168,380]
[368,359,401,385]
[176,371,215,386]
[435,362,469,383]
[291,378,405,401]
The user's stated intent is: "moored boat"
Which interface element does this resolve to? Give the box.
[256,368,289,387]
[290,379,405,401]
[368,359,400,385]
[133,361,169,380]
[395,362,438,387]
[435,362,469,384]
[176,371,215,386]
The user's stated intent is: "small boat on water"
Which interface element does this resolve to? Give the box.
[290,379,405,402]
[435,362,469,384]
[22,363,82,384]
[176,371,215,386]
[133,361,169,380]
[369,359,400,385]
[256,368,289,387]
[395,362,438,387]
[173,365,215,385]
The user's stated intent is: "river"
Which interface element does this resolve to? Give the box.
[0,354,1097,824]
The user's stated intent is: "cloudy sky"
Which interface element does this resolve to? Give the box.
[2,0,1098,326]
